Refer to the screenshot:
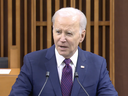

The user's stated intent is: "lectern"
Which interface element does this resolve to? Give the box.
[0,68,20,96]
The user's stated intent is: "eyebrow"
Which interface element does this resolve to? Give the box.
[55,28,61,31]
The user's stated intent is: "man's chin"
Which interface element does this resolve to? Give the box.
[59,53,71,58]
[59,52,68,57]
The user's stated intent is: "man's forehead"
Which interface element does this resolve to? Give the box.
[55,14,79,20]
[54,15,80,25]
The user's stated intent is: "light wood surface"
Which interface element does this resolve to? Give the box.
[0,68,20,96]
[47,0,52,48]
[94,0,99,55]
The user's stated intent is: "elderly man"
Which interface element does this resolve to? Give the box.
[9,7,118,96]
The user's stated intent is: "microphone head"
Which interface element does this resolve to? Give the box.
[46,71,50,77]
[74,72,79,78]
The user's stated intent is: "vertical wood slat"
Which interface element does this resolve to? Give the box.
[63,0,66,7]
[55,0,60,11]
[102,0,106,58]
[40,0,43,49]
[86,0,91,52]
[79,0,82,10]
[16,0,20,68]
[24,0,27,55]
[31,0,34,51]
[71,0,75,7]
[8,0,12,67]
[110,0,115,86]
[31,0,36,52]
[0,0,4,57]
[47,0,52,48]
[94,0,99,55]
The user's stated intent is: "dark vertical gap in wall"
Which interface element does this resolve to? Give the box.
[51,26,54,45]
[82,35,86,51]
[99,26,102,56]
[106,0,110,21]
[99,0,103,21]
[36,26,40,51]
[66,0,70,7]
[60,0,63,8]
[105,26,109,71]
[12,0,16,45]
[51,0,55,46]
[91,0,94,21]
[27,0,31,53]
[36,0,40,21]
[75,0,79,9]
[52,0,55,17]
[20,0,24,67]
[51,0,54,46]
[91,26,94,53]
[43,26,47,49]
[4,0,8,57]
[81,0,86,51]
[43,0,47,21]
[82,0,86,16]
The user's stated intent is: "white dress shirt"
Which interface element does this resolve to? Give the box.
[55,48,78,82]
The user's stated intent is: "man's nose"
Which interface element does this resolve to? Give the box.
[60,34,66,42]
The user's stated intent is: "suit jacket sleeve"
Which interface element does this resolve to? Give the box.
[97,59,118,96]
[9,55,32,96]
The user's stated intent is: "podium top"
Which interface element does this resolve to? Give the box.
[0,68,20,76]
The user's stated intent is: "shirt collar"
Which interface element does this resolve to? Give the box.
[55,48,78,68]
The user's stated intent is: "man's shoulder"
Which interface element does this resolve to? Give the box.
[25,49,48,59]
[25,45,55,58]
[81,49,105,61]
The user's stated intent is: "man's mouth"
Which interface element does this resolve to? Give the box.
[60,46,67,48]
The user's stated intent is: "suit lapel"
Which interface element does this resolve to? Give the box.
[45,45,62,96]
[71,47,88,96]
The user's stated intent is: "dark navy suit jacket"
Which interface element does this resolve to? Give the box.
[9,45,118,96]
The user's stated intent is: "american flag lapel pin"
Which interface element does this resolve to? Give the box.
[81,65,85,68]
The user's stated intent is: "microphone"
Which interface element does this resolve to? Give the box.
[38,71,50,96]
[74,72,89,96]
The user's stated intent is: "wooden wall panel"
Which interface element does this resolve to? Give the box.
[0,0,4,57]
[115,0,128,95]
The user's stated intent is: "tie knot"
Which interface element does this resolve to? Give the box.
[64,59,71,65]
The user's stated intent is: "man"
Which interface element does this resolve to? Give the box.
[9,7,118,96]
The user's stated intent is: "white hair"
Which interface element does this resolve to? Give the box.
[52,7,87,33]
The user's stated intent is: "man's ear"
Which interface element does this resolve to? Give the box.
[80,30,86,43]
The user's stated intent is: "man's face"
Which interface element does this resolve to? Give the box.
[53,15,85,58]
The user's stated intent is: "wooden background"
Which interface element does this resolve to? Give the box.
[115,0,128,95]
[0,0,117,93]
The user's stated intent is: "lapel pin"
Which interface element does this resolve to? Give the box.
[81,65,85,68]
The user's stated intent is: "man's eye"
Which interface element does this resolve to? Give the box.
[67,32,72,35]
[56,31,61,34]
